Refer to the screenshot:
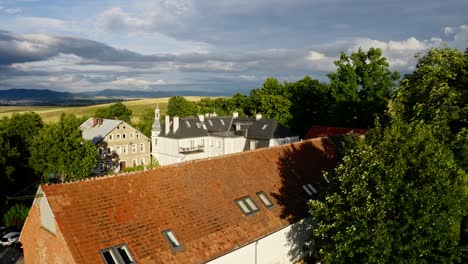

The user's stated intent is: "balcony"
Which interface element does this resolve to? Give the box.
[179,145,205,154]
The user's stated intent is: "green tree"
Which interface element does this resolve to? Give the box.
[167,96,197,117]
[328,48,400,128]
[393,47,468,168]
[309,121,466,263]
[94,102,133,123]
[3,204,29,228]
[250,77,292,127]
[136,108,155,137]
[29,113,97,182]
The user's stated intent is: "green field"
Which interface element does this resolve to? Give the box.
[0,97,205,123]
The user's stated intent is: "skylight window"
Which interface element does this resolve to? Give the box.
[100,244,136,264]
[208,120,213,126]
[162,230,183,252]
[220,119,225,126]
[262,124,268,130]
[256,192,273,207]
[185,121,191,127]
[302,184,318,196]
[235,196,259,215]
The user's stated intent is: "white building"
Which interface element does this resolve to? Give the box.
[151,106,299,166]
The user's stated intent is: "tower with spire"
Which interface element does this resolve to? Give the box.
[151,105,161,156]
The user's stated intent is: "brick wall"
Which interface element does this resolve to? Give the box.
[21,205,76,264]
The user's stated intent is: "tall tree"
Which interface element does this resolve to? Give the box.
[250,77,292,127]
[29,113,97,182]
[167,96,197,117]
[309,121,466,263]
[94,102,133,123]
[328,48,400,128]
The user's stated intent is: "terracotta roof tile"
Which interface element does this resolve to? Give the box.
[41,138,337,263]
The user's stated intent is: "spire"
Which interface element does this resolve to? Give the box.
[152,104,161,132]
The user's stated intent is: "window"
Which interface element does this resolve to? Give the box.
[107,148,111,155]
[185,120,191,127]
[109,134,113,140]
[256,192,273,207]
[140,158,145,165]
[99,163,105,171]
[162,230,183,251]
[140,143,145,152]
[154,139,158,146]
[302,184,318,196]
[136,133,139,138]
[130,132,134,138]
[132,159,137,166]
[98,147,104,156]
[200,139,205,147]
[132,144,137,153]
[236,124,241,131]
[208,120,213,126]
[116,134,121,139]
[116,146,121,154]
[220,119,225,126]
[122,133,126,139]
[262,124,268,130]
[235,196,259,215]
[100,244,136,264]
[122,145,128,154]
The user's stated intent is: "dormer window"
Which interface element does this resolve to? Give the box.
[235,196,259,215]
[185,121,191,128]
[208,120,213,126]
[302,184,318,196]
[162,230,183,252]
[100,244,136,264]
[262,124,268,130]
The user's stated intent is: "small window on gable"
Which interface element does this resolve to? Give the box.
[109,134,113,140]
[122,133,126,139]
[302,184,318,196]
[100,244,136,264]
[235,196,259,215]
[162,229,183,252]
[256,192,273,207]
[116,134,121,139]
[130,132,134,138]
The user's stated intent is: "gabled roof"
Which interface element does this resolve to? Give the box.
[40,138,337,263]
[80,117,123,144]
[305,125,367,139]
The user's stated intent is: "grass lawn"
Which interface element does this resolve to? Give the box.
[0,96,206,123]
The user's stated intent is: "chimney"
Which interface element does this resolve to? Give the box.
[93,117,98,127]
[99,118,104,125]
[165,115,170,135]
[173,116,179,133]
[198,114,205,122]
[233,111,239,118]
[255,113,262,120]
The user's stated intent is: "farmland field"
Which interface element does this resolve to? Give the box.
[0,97,206,123]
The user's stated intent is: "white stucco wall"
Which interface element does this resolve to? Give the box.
[206,219,311,264]
[269,137,300,147]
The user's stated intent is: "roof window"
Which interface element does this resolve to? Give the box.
[262,124,268,130]
[302,184,318,196]
[220,119,225,126]
[100,244,136,264]
[185,121,191,128]
[256,192,273,207]
[162,229,183,252]
[235,196,259,215]
[208,120,213,126]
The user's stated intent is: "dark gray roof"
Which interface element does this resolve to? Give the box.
[160,116,296,140]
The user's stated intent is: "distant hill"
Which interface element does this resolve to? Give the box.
[0,88,227,106]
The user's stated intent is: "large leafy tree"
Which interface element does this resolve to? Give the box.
[250,77,292,127]
[328,48,400,128]
[94,102,133,123]
[393,47,468,168]
[29,113,97,182]
[167,96,197,117]
[309,121,466,263]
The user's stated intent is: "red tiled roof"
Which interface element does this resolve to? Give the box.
[41,138,337,264]
[305,125,367,139]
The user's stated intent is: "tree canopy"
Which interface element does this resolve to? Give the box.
[29,113,97,182]
[309,121,466,263]
[94,102,133,123]
[167,96,198,117]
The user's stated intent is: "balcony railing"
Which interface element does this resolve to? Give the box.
[179,145,205,154]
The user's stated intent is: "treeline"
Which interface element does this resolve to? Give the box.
[158,48,399,137]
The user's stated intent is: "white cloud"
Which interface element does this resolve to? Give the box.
[445,24,468,50]
[110,78,166,88]
[304,50,336,72]
[4,7,21,13]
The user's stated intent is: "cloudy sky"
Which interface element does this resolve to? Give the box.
[0,0,467,94]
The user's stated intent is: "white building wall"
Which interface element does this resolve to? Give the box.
[269,136,300,147]
[223,137,246,155]
[206,220,310,264]
[155,136,210,165]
